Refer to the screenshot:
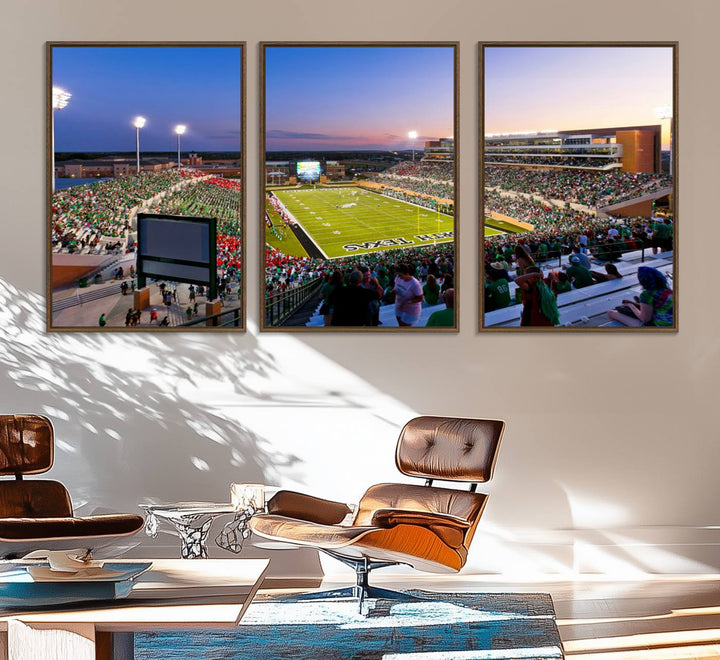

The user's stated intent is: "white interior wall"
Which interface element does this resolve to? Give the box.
[0,0,718,578]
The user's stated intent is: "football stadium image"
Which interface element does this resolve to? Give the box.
[263,44,457,329]
[51,170,243,329]
[264,158,456,329]
[482,45,675,330]
[49,44,244,330]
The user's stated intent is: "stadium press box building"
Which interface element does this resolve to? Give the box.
[484,124,662,173]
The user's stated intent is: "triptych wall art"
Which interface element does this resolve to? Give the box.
[46,42,676,333]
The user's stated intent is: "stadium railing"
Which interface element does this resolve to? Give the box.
[265,278,323,327]
[180,304,243,328]
[528,238,649,269]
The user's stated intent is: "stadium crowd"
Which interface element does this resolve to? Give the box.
[485,165,672,208]
[372,161,454,200]
[485,191,671,264]
[485,156,619,169]
[152,175,244,279]
[265,242,455,326]
[376,188,451,213]
[381,161,453,181]
[51,169,206,253]
[153,176,242,236]
[53,170,244,322]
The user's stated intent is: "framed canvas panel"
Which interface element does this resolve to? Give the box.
[261,43,458,331]
[480,43,677,331]
[47,42,245,331]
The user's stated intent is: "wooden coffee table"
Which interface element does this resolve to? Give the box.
[0,558,269,660]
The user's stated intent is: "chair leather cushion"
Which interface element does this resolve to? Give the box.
[0,514,145,541]
[250,515,372,548]
[396,416,504,482]
[370,509,470,548]
[267,490,352,525]
[354,483,487,527]
[0,481,72,518]
[0,415,53,475]
[249,513,466,573]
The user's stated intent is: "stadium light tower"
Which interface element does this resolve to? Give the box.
[654,105,673,176]
[51,87,72,192]
[174,124,187,169]
[408,130,418,162]
[133,116,146,174]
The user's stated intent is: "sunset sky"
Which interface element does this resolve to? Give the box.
[265,46,455,151]
[484,46,674,148]
[53,46,242,152]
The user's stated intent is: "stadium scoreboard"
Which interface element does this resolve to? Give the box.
[296,161,321,181]
[136,213,217,299]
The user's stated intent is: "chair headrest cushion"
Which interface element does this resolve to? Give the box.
[0,415,54,475]
[396,416,504,482]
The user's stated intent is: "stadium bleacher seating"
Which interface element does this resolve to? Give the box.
[305,299,447,328]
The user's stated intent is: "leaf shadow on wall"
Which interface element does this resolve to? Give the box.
[0,279,302,513]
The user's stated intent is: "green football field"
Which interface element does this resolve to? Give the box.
[273,188,454,259]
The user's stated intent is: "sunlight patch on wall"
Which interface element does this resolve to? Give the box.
[0,278,417,520]
[191,457,211,471]
[564,490,629,528]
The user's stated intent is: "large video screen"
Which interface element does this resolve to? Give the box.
[296,161,321,181]
[139,215,211,263]
[137,213,216,294]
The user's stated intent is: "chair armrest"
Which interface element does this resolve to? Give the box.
[371,509,471,529]
[267,490,353,525]
[371,509,471,548]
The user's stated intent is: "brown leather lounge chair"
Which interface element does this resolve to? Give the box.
[0,414,145,558]
[250,416,504,608]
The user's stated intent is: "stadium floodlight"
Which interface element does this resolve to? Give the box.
[174,124,187,169]
[51,87,72,192]
[654,106,673,175]
[133,116,146,174]
[52,86,72,110]
[408,130,418,162]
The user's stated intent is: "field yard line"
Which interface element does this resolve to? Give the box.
[273,195,329,260]
[276,187,454,259]
[362,187,453,220]
[283,189,394,250]
[351,189,452,236]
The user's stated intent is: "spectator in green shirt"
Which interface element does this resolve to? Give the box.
[565,255,594,288]
[426,289,455,327]
[547,270,572,295]
[653,218,673,253]
[423,274,441,306]
[484,263,512,312]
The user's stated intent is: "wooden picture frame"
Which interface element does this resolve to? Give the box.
[260,42,459,331]
[480,42,677,331]
[47,42,246,332]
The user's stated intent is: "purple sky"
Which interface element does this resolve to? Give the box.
[265,46,455,151]
[485,46,674,148]
[53,46,242,152]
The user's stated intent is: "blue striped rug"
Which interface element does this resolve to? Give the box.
[136,591,563,659]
